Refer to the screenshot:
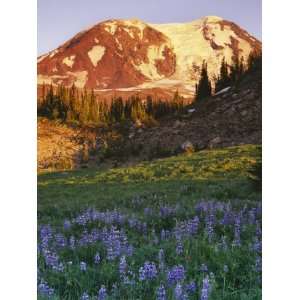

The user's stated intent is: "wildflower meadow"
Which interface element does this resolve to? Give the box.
[38,145,262,299]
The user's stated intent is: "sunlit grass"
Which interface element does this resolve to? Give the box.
[38,144,261,224]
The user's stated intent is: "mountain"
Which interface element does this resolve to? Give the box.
[37,16,261,97]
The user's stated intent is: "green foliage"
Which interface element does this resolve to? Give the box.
[215,51,262,93]
[248,160,262,191]
[38,87,186,127]
[215,57,231,92]
[38,145,261,218]
[195,61,212,102]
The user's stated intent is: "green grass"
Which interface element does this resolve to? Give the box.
[38,144,262,299]
[38,144,261,223]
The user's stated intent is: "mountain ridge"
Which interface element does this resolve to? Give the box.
[37,16,261,96]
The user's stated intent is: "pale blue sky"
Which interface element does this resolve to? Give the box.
[38,0,261,55]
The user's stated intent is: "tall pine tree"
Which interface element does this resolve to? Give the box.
[215,57,231,92]
[195,61,212,102]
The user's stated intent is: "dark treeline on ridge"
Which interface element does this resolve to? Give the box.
[37,86,186,126]
[38,51,262,126]
[195,50,262,101]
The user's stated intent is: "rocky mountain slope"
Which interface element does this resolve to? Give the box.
[122,64,262,160]
[37,16,261,97]
[38,61,261,171]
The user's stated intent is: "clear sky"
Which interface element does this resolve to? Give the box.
[38,0,261,55]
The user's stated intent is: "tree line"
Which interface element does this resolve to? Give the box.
[37,85,186,126]
[195,50,262,102]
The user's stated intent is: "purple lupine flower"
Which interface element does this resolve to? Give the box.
[248,208,256,225]
[161,229,166,240]
[256,221,262,236]
[40,225,53,250]
[38,281,54,298]
[186,281,197,294]
[69,236,75,249]
[200,277,210,300]
[144,207,153,216]
[43,250,59,269]
[53,262,64,272]
[94,252,101,264]
[174,224,182,241]
[120,230,128,252]
[63,219,71,230]
[119,256,127,278]
[219,236,228,251]
[139,261,158,281]
[176,239,184,255]
[123,274,136,286]
[126,244,134,256]
[205,214,214,243]
[80,261,87,271]
[143,222,148,235]
[252,237,262,253]
[81,292,89,300]
[79,230,90,247]
[220,210,233,226]
[114,239,121,258]
[200,264,208,273]
[175,283,183,299]
[156,284,167,300]
[91,228,100,243]
[190,216,200,235]
[160,206,176,218]
[233,215,241,246]
[255,256,262,273]
[158,249,165,271]
[98,285,107,300]
[107,246,115,261]
[55,233,66,248]
[128,217,137,228]
[167,265,185,285]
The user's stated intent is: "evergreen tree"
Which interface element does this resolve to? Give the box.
[215,57,231,92]
[195,61,212,102]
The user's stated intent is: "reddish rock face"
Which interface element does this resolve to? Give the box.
[37,17,261,92]
[37,19,176,89]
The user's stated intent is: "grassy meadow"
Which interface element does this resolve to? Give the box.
[38,144,261,299]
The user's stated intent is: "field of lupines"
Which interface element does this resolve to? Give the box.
[38,145,262,300]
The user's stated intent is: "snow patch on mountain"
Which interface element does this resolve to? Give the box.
[123,19,146,39]
[88,45,106,67]
[37,74,68,85]
[151,16,254,83]
[62,55,76,68]
[104,21,117,35]
[69,71,88,88]
[115,38,123,51]
[123,27,135,39]
[133,44,169,80]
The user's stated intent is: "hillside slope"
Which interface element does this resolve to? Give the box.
[123,65,261,160]
[37,62,261,172]
[38,144,261,218]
